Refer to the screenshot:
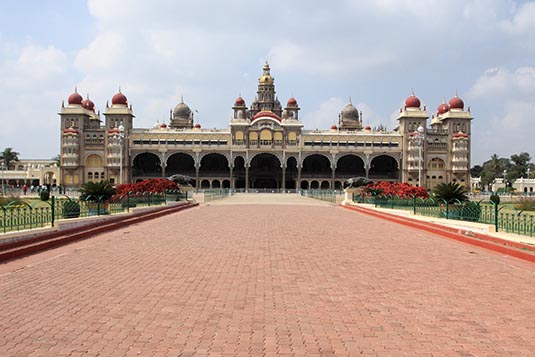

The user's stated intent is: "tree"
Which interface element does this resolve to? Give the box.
[479,154,510,187]
[0,148,20,170]
[433,182,468,203]
[470,165,483,177]
[51,154,60,166]
[508,152,532,179]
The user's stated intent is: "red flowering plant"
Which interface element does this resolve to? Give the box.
[114,178,180,198]
[364,181,428,199]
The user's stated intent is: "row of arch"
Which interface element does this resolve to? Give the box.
[132,152,399,189]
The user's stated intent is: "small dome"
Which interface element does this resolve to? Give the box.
[342,102,359,120]
[111,90,128,105]
[405,93,421,109]
[437,101,449,115]
[68,90,83,105]
[82,97,95,111]
[63,127,79,135]
[173,98,192,118]
[449,95,464,110]
[194,123,201,128]
[330,124,338,130]
[234,96,245,106]
[364,125,372,131]
[287,97,297,106]
[160,122,167,128]
[108,127,120,135]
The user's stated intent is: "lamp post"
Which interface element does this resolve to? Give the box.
[1,161,5,196]
[118,123,125,185]
[527,167,531,179]
[503,169,507,189]
[417,125,424,187]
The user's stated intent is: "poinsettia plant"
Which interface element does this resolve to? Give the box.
[364,181,428,199]
[114,178,180,196]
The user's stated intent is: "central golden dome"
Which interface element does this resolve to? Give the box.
[258,61,274,85]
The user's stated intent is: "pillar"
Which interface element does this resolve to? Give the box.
[195,165,200,188]
[245,165,249,190]
[297,166,302,190]
[282,166,286,190]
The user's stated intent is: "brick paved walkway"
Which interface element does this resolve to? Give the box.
[1,198,535,356]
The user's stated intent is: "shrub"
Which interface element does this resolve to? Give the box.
[40,190,50,201]
[364,181,428,199]
[489,194,500,205]
[433,182,468,203]
[114,178,179,196]
[63,200,80,219]
[80,181,115,201]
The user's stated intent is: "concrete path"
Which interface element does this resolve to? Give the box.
[208,193,335,206]
[1,197,535,356]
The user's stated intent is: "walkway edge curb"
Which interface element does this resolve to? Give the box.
[341,204,535,264]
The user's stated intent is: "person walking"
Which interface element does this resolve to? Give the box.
[22,184,27,196]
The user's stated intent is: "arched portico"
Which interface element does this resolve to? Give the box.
[369,154,399,180]
[132,152,162,179]
[249,153,282,189]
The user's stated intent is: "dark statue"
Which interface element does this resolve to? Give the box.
[167,174,194,186]
[343,177,372,189]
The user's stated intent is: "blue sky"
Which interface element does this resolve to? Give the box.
[1,0,534,165]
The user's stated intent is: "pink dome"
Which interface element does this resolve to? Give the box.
[405,94,421,109]
[82,97,95,111]
[287,97,297,106]
[160,122,167,128]
[234,96,245,106]
[111,91,128,105]
[437,101,449,115]
[68,91,83,105]
[330,124,337,130]
[449,95,464,110]
[194,123,201,128]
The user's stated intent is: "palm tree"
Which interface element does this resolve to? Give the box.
[433,182,468,203]
[80,181,115,201]
[0,148,20,170]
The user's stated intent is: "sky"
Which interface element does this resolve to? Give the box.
[1,0,534,165]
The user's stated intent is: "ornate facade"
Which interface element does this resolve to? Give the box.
[59,63,472,190]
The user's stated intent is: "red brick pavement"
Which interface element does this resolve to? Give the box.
[1,204,535,356]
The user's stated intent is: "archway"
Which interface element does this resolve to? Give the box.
[233,156,246,189]
[286,157,298,189]
[321,180,330,189]
[199,153,229,177]
[132,153,162,177]
[249,153,281,189]
[301,154,331,181]
[369,155,398,180]
[201,179,210,188]
[335,155,365,179]
[167,153,195,177]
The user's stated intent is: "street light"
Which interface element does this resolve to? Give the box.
[503,169,507,189]
[1,161,5,196]
[118,123,125,185]
[527,167,531,179]
[417,125,424,187]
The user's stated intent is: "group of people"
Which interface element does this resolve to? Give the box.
[20,184,63,196]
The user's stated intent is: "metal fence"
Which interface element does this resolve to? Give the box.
[0,190,188,234]
[301,190,342,203]
[352,194,535,237]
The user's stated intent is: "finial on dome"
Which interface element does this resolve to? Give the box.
[106,100,109,108]
[455,89,458,97]
[411,88,415,96]
[61,100,64,108]
[118,86,122,93]
[180,95,184,103]
[349,96,352,104]
[86,93,89,99]
[74,86,78,93]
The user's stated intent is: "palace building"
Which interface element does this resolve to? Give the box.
[59,62,472,190]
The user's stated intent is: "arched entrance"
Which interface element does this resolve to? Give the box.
[286,157,298,189]
[233,156,246,189]
[335,154,365,180]
[167,153,195,177]
[301,154,331,183]
[369,155,398,180]
[249,153,281,189]
[132,153,162,178]
[199,153,229,178]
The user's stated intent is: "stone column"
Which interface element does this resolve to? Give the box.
[229,164,234,189]
[195,165,200,188]
[297,166,302,190]
[331,166,336,190]
[245,165,250,190]
[282,166,286,190]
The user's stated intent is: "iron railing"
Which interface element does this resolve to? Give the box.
[0,190,188,234]
[353,194,535,237]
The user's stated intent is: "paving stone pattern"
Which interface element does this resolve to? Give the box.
[1,202,535,356]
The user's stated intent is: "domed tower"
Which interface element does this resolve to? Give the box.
[249,62,282,118]
[338,99,362,130]
[170,96,193,129]
[232,96,248,121]
[282,97,300,120]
